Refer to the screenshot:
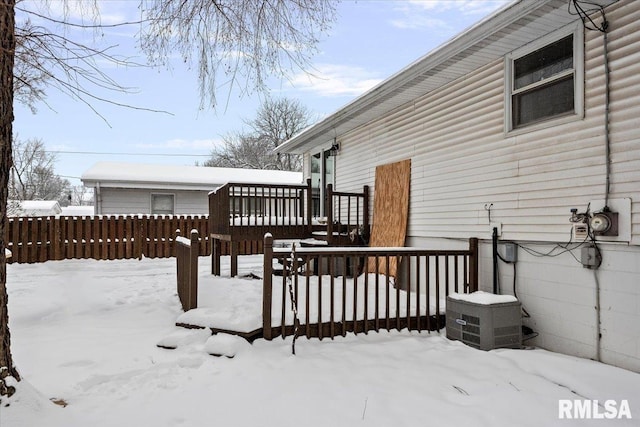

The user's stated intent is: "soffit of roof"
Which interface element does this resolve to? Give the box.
[81,180,219,191]
[277,0,617,154]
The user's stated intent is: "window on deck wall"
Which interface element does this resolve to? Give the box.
[310,148,335,217]
[151,194,175,215]
[505,24,583,132]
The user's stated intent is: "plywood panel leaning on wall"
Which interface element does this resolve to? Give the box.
[366,159,411,277]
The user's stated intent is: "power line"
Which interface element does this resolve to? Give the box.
[48,150,212,157]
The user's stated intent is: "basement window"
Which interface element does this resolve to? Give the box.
[505,25,584,132]
[151,194,175,215]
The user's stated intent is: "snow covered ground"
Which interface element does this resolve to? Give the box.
[1,255,639,426]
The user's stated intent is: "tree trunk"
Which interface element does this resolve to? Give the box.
[0,0,20,395]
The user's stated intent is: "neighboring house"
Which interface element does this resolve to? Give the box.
[81,162,302,215]
[277,0,640,371]
[8,200,63,217]
[60,206,95,216]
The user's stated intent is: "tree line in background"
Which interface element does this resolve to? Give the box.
[9,94,308,212]
[9,94,309,214]
[8,137,92,212]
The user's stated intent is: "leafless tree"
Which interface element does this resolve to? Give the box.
[10,137,70,203]
[205,97,310,171]
[140,0,337,109]
[1,0,337,396]
[207,133,279,170]
[69,185,93,206]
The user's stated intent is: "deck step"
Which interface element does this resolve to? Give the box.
[205,334,252,358]
[175,321,263,343]
[156,327,212,350]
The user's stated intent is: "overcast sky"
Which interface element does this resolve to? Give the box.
[13,0,510,186]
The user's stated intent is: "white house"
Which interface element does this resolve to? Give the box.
[277,0,640,371]
[81,162,302,215]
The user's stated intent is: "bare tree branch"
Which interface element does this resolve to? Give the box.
[139,0,337,109]
[14,8,172,120]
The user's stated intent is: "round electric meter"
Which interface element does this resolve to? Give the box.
[590,213,611,233]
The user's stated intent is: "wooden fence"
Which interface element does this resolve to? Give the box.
[5,215,262,264]
[175,229,199,311]
[263,235,478,341]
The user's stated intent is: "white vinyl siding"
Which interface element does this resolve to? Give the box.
[315,0,640,371]
[332,4,640,246]
[98,188,209,215]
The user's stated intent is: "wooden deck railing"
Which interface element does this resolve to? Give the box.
[209,180,313,239]
[209,180,370,277]
[263,234,478,340]
[5,215,259,264]
[209,180,315,276]
[325,184,370,245]
[175,229,199,311]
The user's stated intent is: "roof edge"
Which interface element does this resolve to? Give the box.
[275,0,555,154]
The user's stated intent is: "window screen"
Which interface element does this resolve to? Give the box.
[510,34,576,129]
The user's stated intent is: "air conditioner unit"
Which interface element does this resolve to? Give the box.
[446,294,522,351]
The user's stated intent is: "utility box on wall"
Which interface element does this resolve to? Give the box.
[446,293,522,351]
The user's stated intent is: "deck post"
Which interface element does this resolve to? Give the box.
[189,230,199,310]
[305,178,312,235]
[326,183,334,244]
[468,237,479,293]
[230,241,238,277]
[211,238,221,276]
[263,233,274,340]
[363,185,370,242]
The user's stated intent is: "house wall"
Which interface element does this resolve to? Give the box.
[96,187,210,215]
[313,1,640,371]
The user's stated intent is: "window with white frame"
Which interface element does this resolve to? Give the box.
[505,25,584,132]
[151,193,174,215]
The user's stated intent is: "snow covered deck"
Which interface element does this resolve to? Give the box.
[176,270,450,339]
[176,236,479,342]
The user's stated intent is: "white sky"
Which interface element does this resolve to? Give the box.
[13,1,511,186]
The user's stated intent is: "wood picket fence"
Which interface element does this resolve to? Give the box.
[5,215,261,264]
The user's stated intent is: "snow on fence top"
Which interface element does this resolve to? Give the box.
[175,236,192,246]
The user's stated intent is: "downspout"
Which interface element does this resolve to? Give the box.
[95,182,101,215]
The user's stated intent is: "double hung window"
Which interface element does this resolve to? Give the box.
[505,25,583,132]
